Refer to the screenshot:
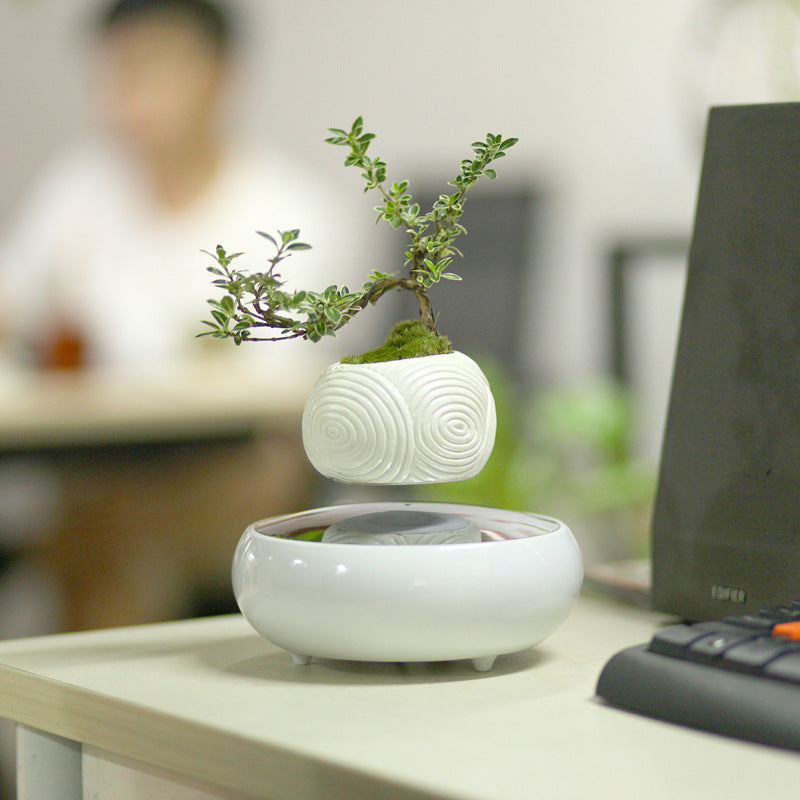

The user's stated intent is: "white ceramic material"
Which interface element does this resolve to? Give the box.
[301,352,496,484]
[232,502,583,671]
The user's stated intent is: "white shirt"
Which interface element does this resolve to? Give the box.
[0,139,367,372]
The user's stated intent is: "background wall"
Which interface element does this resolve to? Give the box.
[0,0,705,379]
[2,0,798,400]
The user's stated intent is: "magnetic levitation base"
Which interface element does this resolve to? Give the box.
[232,502,583,671]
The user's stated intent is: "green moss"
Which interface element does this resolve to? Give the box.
[341,320,453,364]
[292,528,325,541]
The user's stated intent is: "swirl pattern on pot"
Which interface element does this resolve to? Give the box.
[301,352,496,484]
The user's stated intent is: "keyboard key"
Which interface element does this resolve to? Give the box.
[649,624,711,657]
[692,621,744,634]
[722,636,797,673]
[687,629,757,663]
[723,614,776,632]
[764,652,800,684]
[758,606,800,624]
[772,621,800,641]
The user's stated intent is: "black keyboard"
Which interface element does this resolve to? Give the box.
[596,603,800,751]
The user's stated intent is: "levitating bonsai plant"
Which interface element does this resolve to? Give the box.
[202,117,518,485]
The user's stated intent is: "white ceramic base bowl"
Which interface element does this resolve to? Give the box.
[232,502,583,671]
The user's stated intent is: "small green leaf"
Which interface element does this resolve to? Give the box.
[256,230,277,246]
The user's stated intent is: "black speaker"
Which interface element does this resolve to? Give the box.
[652,103,800,621]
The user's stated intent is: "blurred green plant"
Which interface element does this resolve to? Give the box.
[417,363,656,556]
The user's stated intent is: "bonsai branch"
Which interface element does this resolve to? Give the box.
[200,119,516,348]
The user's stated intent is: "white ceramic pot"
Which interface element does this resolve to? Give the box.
[301,352,496,484]
[232,502,583,671]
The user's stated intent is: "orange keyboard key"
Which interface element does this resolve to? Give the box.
[772,621,800,641]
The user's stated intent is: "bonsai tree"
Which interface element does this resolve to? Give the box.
[201,117,517,362]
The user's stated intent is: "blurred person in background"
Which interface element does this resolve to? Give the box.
[3,0,354,369]
[0,0,363,633]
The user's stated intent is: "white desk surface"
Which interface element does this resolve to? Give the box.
[0,594,797,800]
[0,357,321,450]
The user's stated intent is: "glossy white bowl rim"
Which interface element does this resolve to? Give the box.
[243,501,565,547]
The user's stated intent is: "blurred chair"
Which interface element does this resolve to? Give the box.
[606,235,689,464]
[388,185,540,386]
[46,432,314,631]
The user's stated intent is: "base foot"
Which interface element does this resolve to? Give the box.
[471,655,497,672]
[290,653,312,666]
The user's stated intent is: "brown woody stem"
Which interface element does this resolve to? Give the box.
[416,290,437,333]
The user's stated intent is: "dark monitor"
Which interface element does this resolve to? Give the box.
[652,103,800,620]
